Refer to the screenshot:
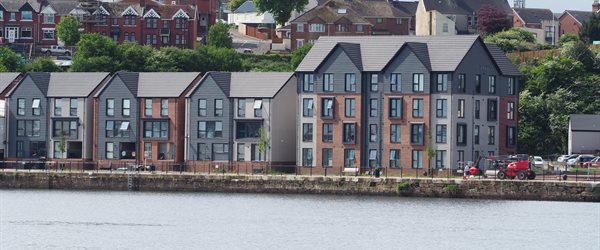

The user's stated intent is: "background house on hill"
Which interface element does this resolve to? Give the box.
[512,8,558,45]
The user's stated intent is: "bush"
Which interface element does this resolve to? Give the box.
[484,28,537,52]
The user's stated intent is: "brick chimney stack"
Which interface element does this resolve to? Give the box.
[594,0,600,13]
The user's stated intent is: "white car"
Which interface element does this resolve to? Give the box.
[533,156,545,168]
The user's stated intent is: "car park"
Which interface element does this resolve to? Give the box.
[557,155,571,163]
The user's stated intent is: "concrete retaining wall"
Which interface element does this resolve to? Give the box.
[0,172,598,202]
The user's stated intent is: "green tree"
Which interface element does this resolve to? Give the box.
[0,46,22,72]
[208,22,233,49]
[116,42,154,72]
[484,28,536,52]
[519,56,585,95]
[253,0,308,25]
[579,14,600,44]
[229,0,246,12]
[22,57,62,72]
[557,33,579,47]
[560,41,595,70]
[290,43,312,69]
[146,47,200,72]
[257,126,270,161]
[71,33,118,72]
[56,16,81,46]
[197,45,243,72]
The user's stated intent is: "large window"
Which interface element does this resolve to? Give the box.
[389,98,402,118]
[412,73,424,92]
[343,123,356,144]
[17,98,25,115]
[236,121,261,139]
[412,99,423,118]
[508,77,515,95]
[410,124,424,144]
[106,142,114,159]
[322,148,333,167]
[44,13,54,23]
[475,100,480,119]
[70,98,77,116]
[303,98,314,117]
[390,124,401,143]
[214,99,223,117]
[458,99,465,118]
[30,141,46,158]
[336,23,350,32]
[143,120,169,138]
[251,144,265,161]
[436,99,447,118]
[198,121,223,138]
[436,74,448,92]
[507,102,515,120]
[344,149,355,167]
[144,99,152,116]
[412,150,423,169]
[488,126,495,145]
[390,73,401,92]
[344,98,355,117]
[17,120,40,137]
[457,74,466,93]
[237,143,245,161]
[369,149,378,167]
[158,143,174,160]
[323,73,333,92]
[436,124,447,144]
[212,143,228,161]
[435,150,447,169]
[475,75,481,93]
[309,23,325,32]
[389,149,400,168]
[370,74,379,92]
[53,141,62,158]
[161,99,168,116]
[32,98,40,116]
[43,29,54,40]
[21,27,32,38]
[457,124,467,146]
[106,99,114,116]
[487,99,497,121]
[369,124,377,142]
[198,99,207,117]
[302,148,313,166]
[105,120,131,138]
[507,126,516,146]
[321,98,334,118]
[122,99,131,117]
[345,73,356,92]
[322,123,333,142]
[488,76,496,94]
[303,74,314,92]
[253,99,262,118]
[144,142,152,159]
[16,141,24,158]
[236,100,245,117]
[302,123,313,142]
[54,99,62,116]
[53,120,78,138]
[369,99,378,117]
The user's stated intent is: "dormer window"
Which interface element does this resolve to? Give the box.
[10,12,16,21]
[337,8,347,14]
[44,14,55,24]
[21,11,32,21]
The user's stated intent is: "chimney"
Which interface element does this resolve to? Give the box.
[594,0,600,13]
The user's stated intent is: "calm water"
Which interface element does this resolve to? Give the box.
[0,190,599,250]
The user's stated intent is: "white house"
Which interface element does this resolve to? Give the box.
[568,114,600,155]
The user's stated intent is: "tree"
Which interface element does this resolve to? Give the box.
[71,33,117,72]
[208,22,233,49]
[290,43,312,69]
[558,33,579,47]
[484,28,537,52]
[0,46,22,72]
[476,4,511,35]
[253,0,308,25]
[56,16,81,46]
[116,42,154,72]
[257,126,270,161]
[22,57,62,72]
[229,0,246,12]
[580,14,600,44]
[560,41,595,70]
[146,47,200,72]
[521,56,585,95]
[197,45,243,72]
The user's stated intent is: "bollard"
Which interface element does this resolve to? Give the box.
[324,167,327,177]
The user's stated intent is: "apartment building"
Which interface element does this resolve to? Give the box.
[296,35,520,173]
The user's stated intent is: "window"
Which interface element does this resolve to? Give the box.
[345,73,356,92]
[369,149,378,167]
[508,77,516,95]
[53,141,62,158]
[143,120,169,138]
[370,74,378,91]
[160,99,168,116]
[251,144,265,161]
[297,39,304,48]
[507,126,516,146]
[145,99,152,116]
[321,98,334,118]
[30,141,46,158]
[302,98,314,117]
[396,18,403,24]
[356,24,364,33]
[436,125,447,144]
[343,123,356,144]
[302,74,314,92]
[309,23,325,32]
[70,98,77,116]
[458,99,465,118]
[10,12,15,21]
[507,102,515,120]
[43,13,54,23]
[124,33,129,42]
[43,29,55,40]
[158,143,174,160]
[410,124,424,144]
[389,149,400,168]
[475,100,480,119]
[322,148,333,167]
[104,99,114,116]
[322,123,333,142]
[16,141,24,158]
[412,74,424,92]
[214,99,223,117]
[198,121,223,138]
[323,73,333,92]
[369,124,377,142]
[16,120,40,137]
[488,151,495,156]
[474,125,480,145]
[412,150,423,169]
[390,73,401,92]
[458,150,464,162]
[336,24,349,32]
[211,143,228,161]
[369,99,378,117]
[457,124,467,146]
[475,75,481,93]
[389,98,402,118]
[412,99,423,118]
[146,18,157,28]
[21,11,32,20]
[106,142,114,159]
[17,120,24,136]
[253,99,262,118]
[488,126,495,145]
[52,120,78,138]
[131,32,136,42]
[390,124,401,143]
[442,23,449,32]
[0,100,5,117]
[21,27,32,38]
[487,99,497,121]
[344,98,355,117]
[17,99,25,115]
[376,18,383,23]
[436,74,448,92]
[237,100,245,117]
[436,99,447,118]
[302,123,313,142]
[54,99,62,116]
[32,98,40,116]
[236,121,261,139]
[296,23,304,32]
[197,143,208,160]
[121,99,131,116]
[175,18,186,29]
[198,99,207,117]
[435,150,447,169]
[458,74,466,93]
[344,149,355,167]
[105,121,130,138]
[237,143,245,161]
[302,148,313,166]
[488,76,496,94]
[144,142,152,159]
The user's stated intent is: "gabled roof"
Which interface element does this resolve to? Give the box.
[44,0,83,16]
[94,72,139,98]
[229,72,294,98]
[292,0,409,24]
[143,4,195,20]
[7,72,50,97]
[0,72,21,93]
[137,72,201,98]
[47,72,110,97]
[562,10,594,25]
[337,42,363,71]
[405,42,431,71]
[513,8,556,24]
[0,0,41,12]
[297,35,481,72]
[392,1,418,16]
[97,2,142,18]
[484,43,520,76]
[292,1,370,24]
[186,72,231,98]
[570,114,600,131]
[422,0,512,16]
[234,1,257,13]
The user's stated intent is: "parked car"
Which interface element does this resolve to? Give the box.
[565,155,580,164]
[557,155,571,163]
[582,157,600,168]
[41,45,71,56]
[568,155,596,167]
[533,156,545,168]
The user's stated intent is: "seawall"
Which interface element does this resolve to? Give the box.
[0,172,599,202]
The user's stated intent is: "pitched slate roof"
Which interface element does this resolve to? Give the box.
[138,72,200,98]
[0,73,20,93]
[570,114,600,131]
[337,42,363,70]
[297,35,482,72]
[44,0,84,15]
[292,1,370,24]
[422,0,511,16]
[185,72,231,98]
[94,72,139,98]
[392,1,418,16]
[405,42,431,70]
[8,72,51,97]
[484,43,520,76]
[234,0,257,13]
[144,3,195,20]
[46,72,109,97]
[292,0,409,24]
[564,10,594,24]
[101,2,143,17]
[0,0,42,12]
[229,72,294,98]
[513,8,556,24]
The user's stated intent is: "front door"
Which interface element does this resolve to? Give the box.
[6,27,18,43]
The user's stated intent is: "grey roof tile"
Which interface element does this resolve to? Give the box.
[46,72,109,97]
[513,8,556,24]
[234,0,257,13]
[0,72,20,93]
[564,10,594,24]
[338,43,363,71]
[422,0,512,15]
[570,114,600,131]
[137,72,200,97]
[229,72,294,98]
[0,0,42,12]
[392,1,418,16]
[485,43,521,76]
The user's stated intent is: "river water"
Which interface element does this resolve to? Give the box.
[0,190,598,250]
